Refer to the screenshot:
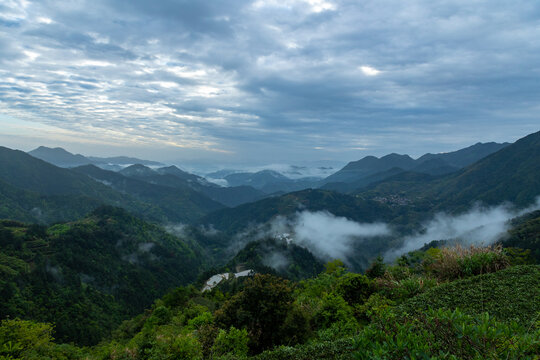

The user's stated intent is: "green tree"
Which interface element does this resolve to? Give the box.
[215,274,294,353]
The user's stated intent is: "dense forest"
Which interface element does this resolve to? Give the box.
[1,243,539,359]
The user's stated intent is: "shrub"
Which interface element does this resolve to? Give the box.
[374,269,437,303]
[0,319,54,359]
[211,327,249,358]
[335,273,374,305]
[426,244,509,281]
[353,308,540,360]
[169,334,203,360]
[253,338,356,360]
[400,265,540,325]
[365,256,386,279]
[214,274,294,353]
[312,293,356,330]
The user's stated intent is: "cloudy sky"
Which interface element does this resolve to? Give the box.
[1,0,539,166]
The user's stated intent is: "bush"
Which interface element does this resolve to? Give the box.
[374,268,437,303]
[211,327,249,358]
[426,244,509,281]
[253,338,356,360]
[400,265,540,325]
[365,257,386,279]
[335,273,374,305]
[353,308,540,359]
[214,274,294,353]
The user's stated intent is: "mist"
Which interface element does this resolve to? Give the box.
[291,211,391,261]
[385,197,540,260]
[230,210,391,264]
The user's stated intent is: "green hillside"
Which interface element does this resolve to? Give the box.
[503,210,540,262]
[0,207,206,345]
[72,165,224,223]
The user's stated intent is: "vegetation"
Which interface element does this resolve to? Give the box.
[221,238,324,281]
[1,241,539,359]
[503,210,540,262]
[0,207,206,345]
[1,132,540,358]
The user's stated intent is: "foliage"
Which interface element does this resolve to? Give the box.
[503,210,540,263]
[252,338,356,360]
[0,318,84,360]
[353,308,540,360]
[211,327,249,358]
[0,207,206,345]
[425,244,510,281]
[365,256,386,279]
[215,274,295,353]
[401,265,540,325]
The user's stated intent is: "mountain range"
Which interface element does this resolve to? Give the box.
[198,131,540,244]
[320,141,510,192]
[1,130,540,355]
[28,146,163,169]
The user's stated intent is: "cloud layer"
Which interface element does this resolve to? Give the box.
[1,0,539,163]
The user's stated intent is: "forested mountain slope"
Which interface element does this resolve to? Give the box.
[0,206,206,345]
[73,165,224,222]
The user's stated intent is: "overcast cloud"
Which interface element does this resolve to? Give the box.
[0,0,539,164]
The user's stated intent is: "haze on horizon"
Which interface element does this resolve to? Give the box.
[1,0,539,166]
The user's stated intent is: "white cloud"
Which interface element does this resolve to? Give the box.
[292,211,390,260]
[385,197,540,260]
[360,65,381,76]
[36,17,54,24]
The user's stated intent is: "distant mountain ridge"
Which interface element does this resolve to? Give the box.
[356,130,540,211]
[0,146,224,224]
[223,170,320,194]
[117,164,265,208]
[28,146,163,168]
[321,141,510,191]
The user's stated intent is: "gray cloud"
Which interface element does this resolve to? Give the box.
[1,0,539,163]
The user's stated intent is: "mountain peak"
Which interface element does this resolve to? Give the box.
[120,164,156,177]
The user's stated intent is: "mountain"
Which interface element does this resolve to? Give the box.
[225,170,289,188]
[28,146,163,168]
[201,188,395,235]
[424,131,540,209]
[0,146,131,200]
[72,165,224,222]
[88,155,163,166]
[323,142,510,191]
[321,167,406,193]
[324,154,417,184]
[28,146,92,167]
[223,170,319,194]
[409,158,459,176]
[503,210,540,262]
[0,177,106,223]
[223,238,324,281]
[0,206,206,345]
[119,164,266,207]
[357,131,540,211]
[417,141,510,168]
[158,165,211,183]
[0,146,193,223]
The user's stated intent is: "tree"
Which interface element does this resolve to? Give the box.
[214,274,294,353]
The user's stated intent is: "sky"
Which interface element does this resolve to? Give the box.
[1,0,539,167]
